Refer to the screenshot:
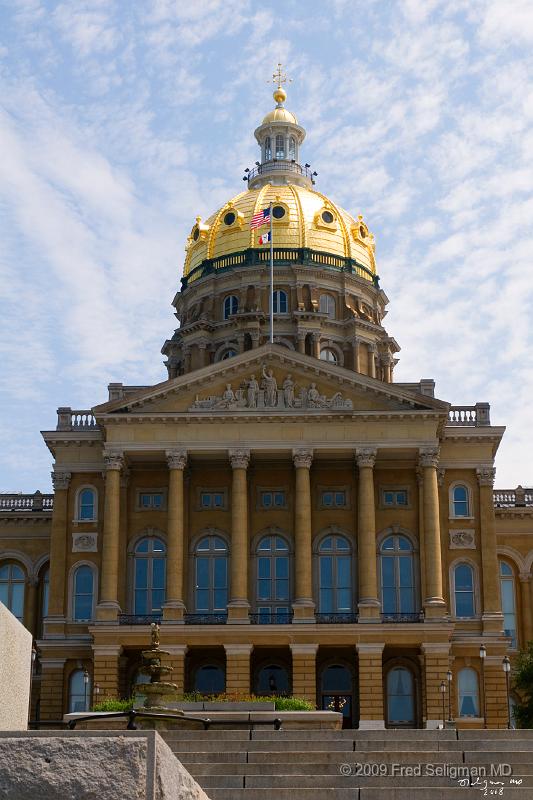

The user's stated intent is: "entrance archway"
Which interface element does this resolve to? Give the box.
[319,663,354,728]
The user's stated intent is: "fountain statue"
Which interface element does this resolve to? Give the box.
[136,623,181,710]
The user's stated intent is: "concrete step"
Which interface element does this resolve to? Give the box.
[174,749,485,764]
[184,761,533,777]
[196,773,533,789]
[206,789,532,800]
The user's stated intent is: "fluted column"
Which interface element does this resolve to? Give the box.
[46,470,71,632]
[419,447,446,618]
[292,449,315,621]
[356,448,380,620]
[477,466,503,633]
[368,344,377,378]
[163,450,187,622]
[519,574,533,646]
[96,452,124,622]
[297,333,306,354]
[228,449,250,623]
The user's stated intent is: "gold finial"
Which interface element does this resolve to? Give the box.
[270,62,291,105]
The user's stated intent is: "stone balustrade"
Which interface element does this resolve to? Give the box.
[448,402,491,426]
[56,407,98,431]
[0,491,54,512]
[494,486,533,508]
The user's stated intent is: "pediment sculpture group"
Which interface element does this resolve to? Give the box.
[190,365,353,411]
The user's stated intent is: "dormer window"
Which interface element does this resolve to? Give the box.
[275,135,285,159]
[264,136,272,161]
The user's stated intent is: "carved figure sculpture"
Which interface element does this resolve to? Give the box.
[283,374,295,408]
[262,366,278,407]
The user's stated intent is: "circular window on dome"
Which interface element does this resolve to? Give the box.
[224,211,236,226]
[359,225,366,239]
[192,227,200,241]
[272,206,286,219]
[321,210,334,224]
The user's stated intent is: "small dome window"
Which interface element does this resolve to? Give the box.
[321,210,334,224]
[224,211,236,226]
[289,136,296,160]
[275,135,285,159]
[272,206,286,219]
[192,227,200,241]
[264,136,272,161]
[320,348,338,363]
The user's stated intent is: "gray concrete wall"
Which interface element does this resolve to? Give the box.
[0,601,32,730]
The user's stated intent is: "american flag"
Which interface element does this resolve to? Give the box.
[250,207,271,229]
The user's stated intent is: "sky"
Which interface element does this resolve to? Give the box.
[0,0,532,493]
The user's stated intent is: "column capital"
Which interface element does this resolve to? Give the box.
[519,573,531,583]
[292,448,313,469]
[476,465,496,486]
[229,448,250,469]
[355,447,377,468]
[103,452,124,471]
[120,467,131,488]
[418,446,440,468]
[166,449,188,470]
[51,470,71,491]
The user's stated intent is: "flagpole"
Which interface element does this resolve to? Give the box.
[269,201,274,344]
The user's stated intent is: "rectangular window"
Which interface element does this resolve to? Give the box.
[199,491,227,510]
[137,491,165,510]
[381,489,409,508]
[320,490,347,508]
[259,490,287,509]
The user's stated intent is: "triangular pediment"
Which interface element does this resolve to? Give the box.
[93,345,449,421]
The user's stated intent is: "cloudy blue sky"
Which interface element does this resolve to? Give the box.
[0,0,532,492]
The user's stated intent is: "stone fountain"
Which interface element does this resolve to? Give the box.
[137,623,181,710]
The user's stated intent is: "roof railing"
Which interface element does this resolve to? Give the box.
[493,486,533,508]
[447,403,490,426]
[0,491,54,512]
[56,407,98,431]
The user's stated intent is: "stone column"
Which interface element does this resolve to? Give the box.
[290,644,317,702]
[357,643,385,729]
[225,644,253,694]
[39,658,66,720]
[421,642,450,728]
[356,448,380,621]
[312,333,320,359]
[163,450,188,623]
[96,453,124,622]
[368,344,376,378]
[352,337,360,372]
[477,466,503,634]
[292,449,315,621]
[117,468,130,613]
[46,470,71,632]
[228,449,250,623]
[161,645,188,694]
[297,332,306,354]
[419,448,446,619]
[93,644,123,699]
[521,574,533,645]
[198,341,209,368]
[24,577,38,637]
[416,468,427,604]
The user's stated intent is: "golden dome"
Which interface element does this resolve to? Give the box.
[261,87,298,124]
[184,183,376,281]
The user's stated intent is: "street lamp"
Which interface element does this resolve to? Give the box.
[502,656,511,729]
[446,669,453,724]
[439,681,446,729]
[93,683,101,707]
[83,668,90,712]
[479,644,487,728]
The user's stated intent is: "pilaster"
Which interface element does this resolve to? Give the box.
[96,452,124,623]
[228,449,251,623]
[357,643,385,728]
[45,469,71,636]
[224,644,253,694]
[421,642,450,728]
[163,449,188,623]
[290,643,317,702]
[477,466,504,634]
[419,447,446,619]
[39,658,66,720]
[292,448,315,621]
[92,644,123,700]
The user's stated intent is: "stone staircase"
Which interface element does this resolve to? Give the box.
[160,728,533,799]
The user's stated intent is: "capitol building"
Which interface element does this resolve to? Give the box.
[1,78,532,729]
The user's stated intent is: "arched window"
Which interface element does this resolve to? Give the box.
[223,295,238,320]
[134,537,166,615]
[77,487,96,521]
[195,535,228,613]
[319,294,335,318]
[72,565,95,621]
[194,664,225,694]
[380,535,416,616]
[273,290,288,314]
[275,134,284,159]
[264,136,272,161]
[458,668,479,717]
[454,563,475,617]
[0,562,25,621]
[451,485,470,517]
[386,666,415,726]
[320,348,338,363]
[288,136,296,160]
[220,349,237,360]
[256,535,290,620]
[500,561,517,648]
[68,669,91,712]
[256,664,290,695]
[318,535,352,613]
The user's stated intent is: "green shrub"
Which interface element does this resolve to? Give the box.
[273,696,314,711]
[91,698,133,712]
[91,694,315,712]
[512,643,533,728]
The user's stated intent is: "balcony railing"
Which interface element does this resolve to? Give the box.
[381,612,423,623]
[250,612,293,625]
[0,492,54,512]
[118,614,162,625]
[494,487,533,508]
[246,160,314,184]
[315,612,358,624]
[447,403,490,426]
[184,613,228,625]
[56,407,98,431]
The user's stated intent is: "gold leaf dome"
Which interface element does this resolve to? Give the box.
[262,106,298,125]
[183,183,376,282]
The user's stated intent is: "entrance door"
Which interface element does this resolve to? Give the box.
[320,664,354,728]
[386,666,415,727]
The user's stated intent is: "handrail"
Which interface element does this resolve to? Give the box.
[65,709,282,731]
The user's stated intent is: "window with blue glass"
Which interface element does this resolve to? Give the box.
[264,136,272,161]
[195,535,228,612]
[256,535,290,619]
[380,535,416,615]
[77,487,96,520]
[321,490,347,508]
[200,491,226,510]
[386,667,415,726]
[223,295,238,320]
[0,562,25,621]
[73,565,94,621]
[134,537,166,615]
[382,489,408,508]
[458,668,479,717]
[194,664,225,694]
[69,669,91,713]
[454,563,475,617]
[273,290,288,314]
[500,561,517,648]
[288,136,296,160]
[260,490,286,509]
[452,485,470,517]
[138,492,164,510]
[318,536,352,613]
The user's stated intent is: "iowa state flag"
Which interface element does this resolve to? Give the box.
[258,231,271,245]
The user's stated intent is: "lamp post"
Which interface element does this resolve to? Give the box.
[502,656,511,729]
[479,644,487,728]
[83,668,90,712]
[446,669,453,724]
[93,683,101,707]
[439,681,446,729]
